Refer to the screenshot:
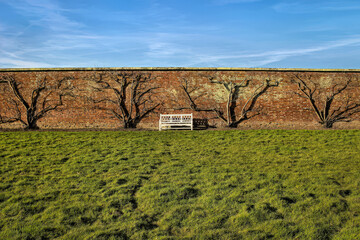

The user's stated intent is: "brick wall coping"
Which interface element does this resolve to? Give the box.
[0,67,360,73]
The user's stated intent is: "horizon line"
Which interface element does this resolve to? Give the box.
[1,67,360,73]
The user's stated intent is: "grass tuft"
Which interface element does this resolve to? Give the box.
[0,130,360,239]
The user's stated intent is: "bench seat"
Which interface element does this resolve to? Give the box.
[159,114,193,131]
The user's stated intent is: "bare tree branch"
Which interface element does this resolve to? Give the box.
[177,75,278,128]
[84,72,161,128]
[290,73,360,128]
[0,74,74,129]
[0,99,23,125]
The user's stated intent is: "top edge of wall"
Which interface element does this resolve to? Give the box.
[1,67,360,73]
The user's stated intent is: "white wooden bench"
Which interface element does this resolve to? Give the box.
[159,114,193,131]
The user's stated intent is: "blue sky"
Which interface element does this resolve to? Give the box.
[0,0,360,68]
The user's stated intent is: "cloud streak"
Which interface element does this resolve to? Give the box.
[273,1,360,13]
[0,0,92,67]
[0,0,359,68]
[213,0,261,5]
[188,36,360,67]
[0,57,53,68]
[4,0,83,32]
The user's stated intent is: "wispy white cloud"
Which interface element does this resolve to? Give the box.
[0,0,223,68]
[23,0,61,11]
[0,49,19,59]
[0,0,92,67]
[273,1,360,13]
[1,0,359,68]
[188,36,360,67]
[4,0,83,31]
[0,57,54,68]
[0,23,6,31]
[213,0,261,5]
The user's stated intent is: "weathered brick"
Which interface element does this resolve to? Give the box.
[0,67,359,129]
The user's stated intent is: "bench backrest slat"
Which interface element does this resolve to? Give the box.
[159,114,193,131]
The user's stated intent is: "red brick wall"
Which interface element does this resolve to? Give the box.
[1,68,360,129]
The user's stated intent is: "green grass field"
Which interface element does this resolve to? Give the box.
[1,130,360,239]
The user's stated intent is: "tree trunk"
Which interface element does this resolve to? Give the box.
[124,121,137,128]
[228,122,239,128]
[25,109,39,130]
[322,121,333,128]
[25,120,39,130]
